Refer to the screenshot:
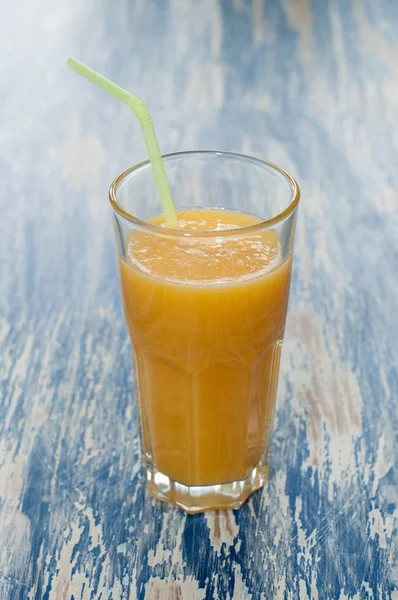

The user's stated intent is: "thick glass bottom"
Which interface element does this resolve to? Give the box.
[146,464,268,513]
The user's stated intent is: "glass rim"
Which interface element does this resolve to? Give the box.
[108,151,300,238]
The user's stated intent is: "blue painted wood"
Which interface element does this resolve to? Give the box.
[1,0,397,598]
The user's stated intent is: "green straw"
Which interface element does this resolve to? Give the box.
[66,57,178,228]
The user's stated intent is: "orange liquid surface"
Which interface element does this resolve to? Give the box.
[119,209,292,487]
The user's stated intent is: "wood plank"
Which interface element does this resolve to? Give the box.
[0,0,397,597]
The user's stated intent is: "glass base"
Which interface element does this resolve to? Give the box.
[146,464,268,513]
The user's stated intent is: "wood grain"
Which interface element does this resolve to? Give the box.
[0,0,397,597]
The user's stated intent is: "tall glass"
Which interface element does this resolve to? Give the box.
[109,151,300,512]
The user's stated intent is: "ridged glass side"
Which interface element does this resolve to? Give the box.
[132,340,283,512]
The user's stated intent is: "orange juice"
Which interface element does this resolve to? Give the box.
[119,209,292,487]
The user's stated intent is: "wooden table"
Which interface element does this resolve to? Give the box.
[1,0,397,597]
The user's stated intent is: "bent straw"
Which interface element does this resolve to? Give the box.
[66,58,178,227]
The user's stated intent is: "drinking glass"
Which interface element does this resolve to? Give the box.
[109,151,300,512]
